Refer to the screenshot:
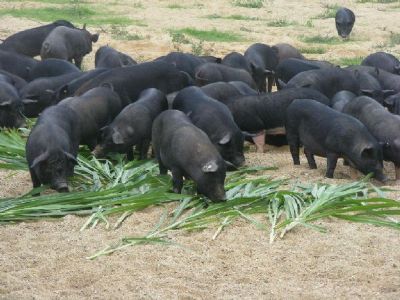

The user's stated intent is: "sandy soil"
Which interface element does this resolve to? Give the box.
[1,0,400,299]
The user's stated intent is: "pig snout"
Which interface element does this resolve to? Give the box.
[208,187,227,202]
[233,156,245,168]
[53,182,69,193]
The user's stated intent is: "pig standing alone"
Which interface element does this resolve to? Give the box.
[152,110,226,201]
[335,7,355,39]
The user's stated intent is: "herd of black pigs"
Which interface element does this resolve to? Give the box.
[0,7,400,201]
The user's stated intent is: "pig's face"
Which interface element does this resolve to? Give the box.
[196,160,226,202]
[383,138,400,166]
[349,144,386,181]
[30,150,77,192]
[93,127,128,157]
[335,15,355,39]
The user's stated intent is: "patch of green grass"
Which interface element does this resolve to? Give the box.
[170,28,243,42]
[316,4,340,19]
[7,0,88,3]
[334,56,364,66]
[388,32,400,46]
[357,0,398,3]
[133,1,144,8]
[110,26,143,41]
[170,31,190,45]
[232,0,264,8]
[299,47,327,54]
[305,19,314,28]
[267,19,298,27]
[167,4,187,9]
[239,26,252,32]
[204,14,260,21]
[0,6,133,26]
[301,35,344,44]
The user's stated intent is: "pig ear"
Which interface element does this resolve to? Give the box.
[180,71,193,84]
[202,160,219,173]
[44,89,55,96]
[91,33,99,43]
[112,130,124,144]
[361,89,374,97]
[22,99,38,104]
[264,69,274,75]
[82,23,87,30]
[218,133,231,145]
[0,100,12,107]
[383,90,396,97]
[277,79,287,89]
[101,82,114,91]
[30,151,49,169]
[63,151,78,165]
[384,96,395,107]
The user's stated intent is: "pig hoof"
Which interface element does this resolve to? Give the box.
[256,146,264,153]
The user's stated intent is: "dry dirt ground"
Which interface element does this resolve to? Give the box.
[1,0,400,299]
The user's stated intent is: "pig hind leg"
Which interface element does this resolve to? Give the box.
[155,152,168,175]
[286,131,300,165]
[325,153,339,178]
[304,148,317,169]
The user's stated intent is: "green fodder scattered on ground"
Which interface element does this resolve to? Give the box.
[0,129,399,259]
[334,56,364,66]
[0,5,133,26]
[205,14,260,21]
[169,28,244,42]
[267,19,298,27]
[231,0,264,8]
[299,46,327,54]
